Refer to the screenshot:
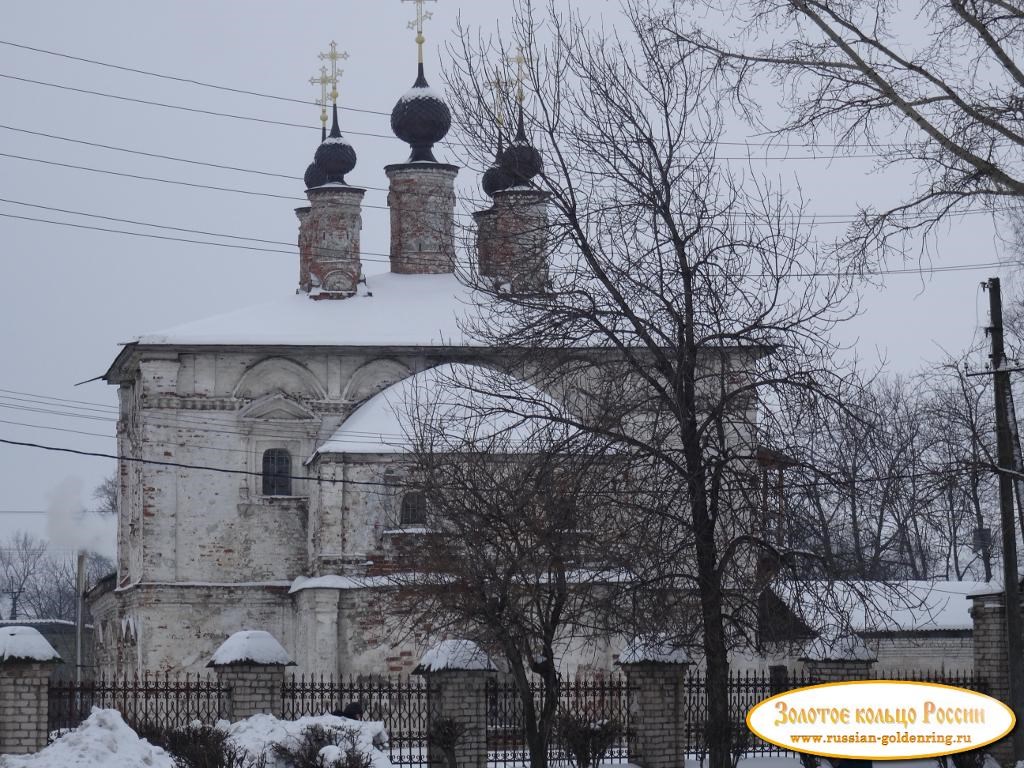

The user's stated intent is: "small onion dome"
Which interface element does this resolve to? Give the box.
[482,162,515,197]
[499,104,543,185]
[304,161,328,190]
[391,63,452,163]
[313,103,357,184]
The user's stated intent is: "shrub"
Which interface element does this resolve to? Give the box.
[555,711,622,768]
[428,716,465,768]
[135,722,266,768]
[271,723,373,768]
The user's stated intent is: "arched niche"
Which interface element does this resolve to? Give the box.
[234,357,326,400]
[342,358,412,404]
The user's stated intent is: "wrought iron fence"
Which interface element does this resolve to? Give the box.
[486,676,633,767]
[681,668,986,757]
[47,673,229,742]
[281,674,434,768]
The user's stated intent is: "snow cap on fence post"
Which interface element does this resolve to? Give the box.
[616,636,690,768]
[415,639,496,768]
[208,630,294,722]
[0,626,62,755]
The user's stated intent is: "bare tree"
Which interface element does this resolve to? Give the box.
[0,532,48,620]
[92,474,118,516]
[442,3,867,766]
[667,0,1024,257]
[393,367,628,768]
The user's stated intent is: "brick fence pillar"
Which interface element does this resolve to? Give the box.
[0,626,62,755]
[616,638,691,768]
[415,640,497,768]
[971,590,1022,766]
[208,630,294,722]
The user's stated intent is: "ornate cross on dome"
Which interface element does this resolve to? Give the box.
[509,46,528,104]
[318,41,348,104]
[487,69,507,130]
[309,65,332,132]
[403,0,437,63]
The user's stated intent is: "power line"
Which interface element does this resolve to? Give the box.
[0,39,391,117]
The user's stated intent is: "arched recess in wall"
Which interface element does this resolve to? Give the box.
[234,357,326,400]
[342,358,412,405]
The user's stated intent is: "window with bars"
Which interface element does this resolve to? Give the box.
[262,449,292,496]
[400,492,427,526]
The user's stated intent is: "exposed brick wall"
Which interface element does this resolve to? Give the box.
[476,189,550,292]
[0,662,57,754]
[297,186,366,297]
[214,663,286,721]
[385,164,458,274]
[620,663,689,768]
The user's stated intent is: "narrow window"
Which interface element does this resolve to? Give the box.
[262,449,292,496]
[400,492,427,526]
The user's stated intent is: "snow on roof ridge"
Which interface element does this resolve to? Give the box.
[0,625,62,663]
[415,639,496,673]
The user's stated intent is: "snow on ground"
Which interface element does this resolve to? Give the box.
[0,709,174,768]
[226,713,389,768]
[208,629,293,666]
[0,626,61,663]
[0,709,390,768]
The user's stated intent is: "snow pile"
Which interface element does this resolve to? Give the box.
[799,631,876,662]
[0,626,61,664]
[416,639,496,672]
[618,636,691,665]
[208,630,293,666]
[226,713,389,768]
[0,709,174,768]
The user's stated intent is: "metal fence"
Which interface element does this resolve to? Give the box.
[281,674,435,768]
[47,673,229,741]
[486,676,633,767]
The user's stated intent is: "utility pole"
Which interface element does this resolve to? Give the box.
[987,276,1024,760]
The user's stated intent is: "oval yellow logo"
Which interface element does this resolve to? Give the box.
[746,680,1015,760]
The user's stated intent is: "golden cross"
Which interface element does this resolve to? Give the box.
[402,0,437,63]
[509,46,528,104]
[309,66,331,127]
[487,69,507,129]
[318,41,349,104]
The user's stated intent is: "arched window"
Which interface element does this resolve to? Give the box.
[400,492,427,526]
[262,449,292,496]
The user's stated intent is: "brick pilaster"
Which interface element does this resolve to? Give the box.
[618,661,690,768]
[420,668,493,768]
[0,661,59,754]
[213,663,287,721]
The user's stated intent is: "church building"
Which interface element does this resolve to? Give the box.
[86,30,594,677]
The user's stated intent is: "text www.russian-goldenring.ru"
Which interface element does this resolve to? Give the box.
[789,732,974,748]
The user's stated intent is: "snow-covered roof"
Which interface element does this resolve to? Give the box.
[0,625,62,663]
[133,273,477,347]
[415,639,497,672]
[799,631,876,662]
[312,363,575,456]
[773,580,986,634]
[617,636,691,666]
[208,630,294,667]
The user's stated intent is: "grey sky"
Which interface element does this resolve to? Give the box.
[0,1,1012,525]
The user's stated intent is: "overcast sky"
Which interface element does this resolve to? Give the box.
[0,1,1015,534]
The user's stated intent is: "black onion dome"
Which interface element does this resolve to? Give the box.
[499,104,543,185]
[313,103,357,183]
[390,63,451,163]
[482,163,514,197]
[304,161,328,189]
